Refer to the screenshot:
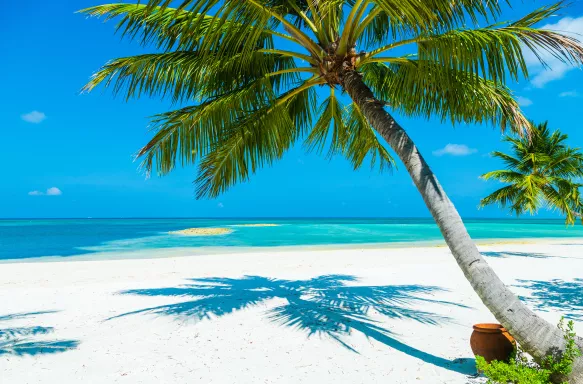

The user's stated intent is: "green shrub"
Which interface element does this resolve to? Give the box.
[476,318,581,384]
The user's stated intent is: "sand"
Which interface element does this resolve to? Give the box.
[169,227,233,236]
[1,239,582,383]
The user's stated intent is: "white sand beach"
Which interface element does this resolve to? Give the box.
[1,240,582,384]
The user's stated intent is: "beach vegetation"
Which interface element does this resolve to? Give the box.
[481,122,583,225]
[80,0,583,380]
[477,318,581,384]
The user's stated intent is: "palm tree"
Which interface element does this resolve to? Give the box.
[481,122,583,225]
[81,1,583,380]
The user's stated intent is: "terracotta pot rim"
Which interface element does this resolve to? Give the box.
[472,323,508,333]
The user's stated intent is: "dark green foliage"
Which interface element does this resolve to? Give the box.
[476,318,582,384]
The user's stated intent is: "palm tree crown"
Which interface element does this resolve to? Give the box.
[481,122,583,224]
[80,1,583,198]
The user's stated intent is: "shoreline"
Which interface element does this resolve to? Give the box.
[2,236,583,265]
[1,240,581,383]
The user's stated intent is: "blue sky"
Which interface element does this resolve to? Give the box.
[1,1,582,218]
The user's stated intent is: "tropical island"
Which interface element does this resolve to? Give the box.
[169,227,234,236]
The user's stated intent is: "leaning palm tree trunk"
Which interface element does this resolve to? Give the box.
[342,70,583,382]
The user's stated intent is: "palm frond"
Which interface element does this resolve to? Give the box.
[545,150,583,178]
[489,151,521,170]
[195,104,295,198]
[541,185,577,225]
[357,0,506,48]
[304,89,346,158]
[83,51,299,102]
[411,3,583,84]
[481,170,526,184]
[480,185,522,212]
[195,79,323,198]
[140,0,323,58]
[303,91,394,171]
[342,103,395,172]
[361,60,529,132]
[139,76,278,175]
[80,3,280,53]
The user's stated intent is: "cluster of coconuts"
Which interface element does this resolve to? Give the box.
[318,40,366,83]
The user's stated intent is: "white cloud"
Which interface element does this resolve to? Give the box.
[524,16,583,88]
[217,202,224,208]
[46,187,62,196]
[433,144,478,157]
[28,187,62,196]
[559,90,580,97]
[21,110,47,124]
[531,69,571,88]
[516,96,533,106]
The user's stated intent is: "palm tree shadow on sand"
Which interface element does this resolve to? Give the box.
[0,311,79,356]
[515,278,583,321]
[481,251,576,260]
[111,274,475,375]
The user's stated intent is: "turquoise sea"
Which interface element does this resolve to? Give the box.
[1,218,583,262]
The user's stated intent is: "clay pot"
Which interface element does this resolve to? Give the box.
[470,323,516,362]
